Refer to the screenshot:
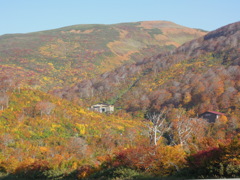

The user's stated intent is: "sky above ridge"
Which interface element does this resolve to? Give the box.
[0,0,239,35]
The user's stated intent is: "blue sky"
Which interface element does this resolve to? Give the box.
[0,0,239,35]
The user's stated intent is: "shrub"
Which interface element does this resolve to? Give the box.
[86,166,141,180]
[14,160,50,179]
[97,145,186,177]
[176,137,240,178]
[76,165,96,179]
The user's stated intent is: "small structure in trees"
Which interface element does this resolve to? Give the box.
[199,111,225,123]
[89,103,114,113]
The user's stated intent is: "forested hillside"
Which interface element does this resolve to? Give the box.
[1,77,239,179]
[0,21,206,90]
[58,22,240,119]
[0,82,147,179]
[0,21,239,179]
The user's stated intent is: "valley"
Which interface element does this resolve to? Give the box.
[0,21,239,179]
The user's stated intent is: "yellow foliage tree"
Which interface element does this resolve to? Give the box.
[217,115,228,125]
[76,123,87,135]
[183,92,191,104]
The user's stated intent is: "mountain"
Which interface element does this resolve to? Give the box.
[0,21,239,179]
[57,22,240,117]
[0,21,206,90]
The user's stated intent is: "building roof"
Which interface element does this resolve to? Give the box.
[92,103,113,106]
[206,111,225,115]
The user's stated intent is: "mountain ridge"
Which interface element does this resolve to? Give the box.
[57,21,239,117]
[0,21,206,90]
[0,20,206,36]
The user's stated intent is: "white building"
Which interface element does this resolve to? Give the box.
[90,103,114,113]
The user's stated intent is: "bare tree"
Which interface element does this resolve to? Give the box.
[0,76,14,92]
[35,101,56,116]
[170,110,209,148]
[146,110,172,146]
[0,93,9,110]
[172,118,193,147]
[66,137,88,158]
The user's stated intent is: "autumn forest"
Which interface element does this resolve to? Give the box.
[0,21,239,179]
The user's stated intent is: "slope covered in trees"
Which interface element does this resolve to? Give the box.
[0,21,206,91]
[58,22,239,118]
[1,78,239,179]
[0,82,148,179]
[0,22,239,179]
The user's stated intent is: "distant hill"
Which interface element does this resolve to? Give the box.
[0,21,206,90]
[57,22,240,117]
